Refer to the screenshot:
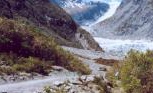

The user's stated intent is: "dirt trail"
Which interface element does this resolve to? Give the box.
[0,46,116,93]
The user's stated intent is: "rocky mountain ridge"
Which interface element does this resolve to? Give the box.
[93,0,153,40]
[0,0,102,51]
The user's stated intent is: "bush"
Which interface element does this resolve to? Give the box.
[43,86,67,93]
[118,50,153,93]
[44,86,52,93]
[0,54,52,75]
[93,76,110,93]
[0,18,91,75]
[12,57,52,75]
[0,66,16,75]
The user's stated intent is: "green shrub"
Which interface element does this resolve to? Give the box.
[118,50,153,93]
[0,54,52,75]
[93,76,110,93]
[43,86,67,93]
[44,86,52,93]
[0,18,90,75]
[12,57,52,75]
[0,67,16,75]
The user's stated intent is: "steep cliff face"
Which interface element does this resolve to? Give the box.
[0,0,102,51]
[93,0,153,40]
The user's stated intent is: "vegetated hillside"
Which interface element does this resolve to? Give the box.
[93,0,153,40]
[0,0,102,51]
[108,50,153,93]
[0,18,91,75]
[51,0,109,26]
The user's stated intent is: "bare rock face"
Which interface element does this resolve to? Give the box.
[76,28,103,51]
[0,0,102,51]
[93,0,153,40]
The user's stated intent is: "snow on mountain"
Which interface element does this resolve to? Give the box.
[92,1,121,25]
[51,0,109,26]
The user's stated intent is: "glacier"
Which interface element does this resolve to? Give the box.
[92,1,121,25]
[51,0,153,58]
[82,0,121,33]
[94,37,153,57]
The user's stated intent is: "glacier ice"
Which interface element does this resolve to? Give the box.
[94,37,153,57]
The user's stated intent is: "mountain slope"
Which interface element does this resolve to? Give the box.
[0,0,102,51]
[0,18,91,75]
[93,0,153,40]
[51,0,109,26]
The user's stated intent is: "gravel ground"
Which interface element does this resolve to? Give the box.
[0,46,114,93]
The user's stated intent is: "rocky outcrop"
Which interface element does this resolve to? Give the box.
[0,0,102,51]
[93,0,153,40]
[76,28,103,51]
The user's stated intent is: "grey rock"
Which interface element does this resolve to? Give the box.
[99,67,107,71]
[52,66,64,72]
[93,0,153,40]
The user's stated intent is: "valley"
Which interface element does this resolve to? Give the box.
[0,0,153,93]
